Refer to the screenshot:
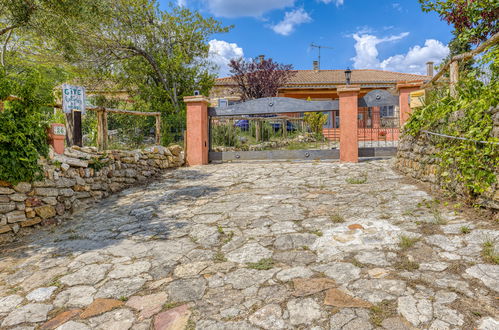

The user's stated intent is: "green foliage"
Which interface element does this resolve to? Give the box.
[346,174,368,184]
[419,0,498,44]
[460,226,471,234]
[0,70,53,184]
[405,55,499,196]
[88,157,107,171]
[398,235,419,249]
[330,213,345,223]
[211,123,243,148]
[247,258,274,270]
[303,112,327,136]
[482,240,499,264]
[213,251,227,263]
[249,121,277,142]
[73,2,228,127]
[2,1,229,149]
[162,111,186,146]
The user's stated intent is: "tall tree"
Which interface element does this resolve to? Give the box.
[228,57,294,101]
[72,1,228,115]
[419,0,499,44]
[0,0,105,66]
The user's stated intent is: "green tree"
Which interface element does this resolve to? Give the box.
[0,0,106,67]
[70,1,229,144]
[0,69,54,184]
[419,0,499,44]
[74,2,228,112]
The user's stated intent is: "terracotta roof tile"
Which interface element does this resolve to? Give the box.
[215,69,429,86]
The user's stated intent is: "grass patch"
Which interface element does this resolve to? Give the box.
[163,301,182,310]
[346,175,367,184]
[310,230,323,237]
[119,296,128,302]
[460,226,471,234]
[344,256,365,268]
[247,258,274,270]
[48,274,64,288]
[482,240,499,264]
[432,210,447,225]
[370,300,397,327]
[394,258,420,271]
[185,318,196,330]
[222,231,234,244]
[402,209,416,217]
[398,235,419,250]
[217,225,224,234]
[7,286,22,294]
[213,251,227,263]
[330,213,345,223]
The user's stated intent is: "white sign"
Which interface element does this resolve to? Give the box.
[62,84,86,114]
[53,126,66,136]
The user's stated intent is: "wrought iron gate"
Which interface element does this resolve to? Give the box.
[208,90,399,162]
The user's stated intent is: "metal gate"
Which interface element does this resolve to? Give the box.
[208,90,399,162]
[357,89,400,157]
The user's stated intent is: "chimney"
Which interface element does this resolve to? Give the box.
[313,60,319,71]
[258,55,265,63]
[426,61,434,76]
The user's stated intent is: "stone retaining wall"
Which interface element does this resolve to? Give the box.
[0,145,184,237]
[395,107,499,210]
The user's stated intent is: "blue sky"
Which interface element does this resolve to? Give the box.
[160,0,453,77]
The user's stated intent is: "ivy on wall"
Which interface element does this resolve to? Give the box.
[0,70,53,185]
[405,57,498,197]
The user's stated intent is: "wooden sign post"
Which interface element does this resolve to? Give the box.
[62,84,86,147]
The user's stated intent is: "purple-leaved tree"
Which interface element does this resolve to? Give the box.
[228,57,295,101]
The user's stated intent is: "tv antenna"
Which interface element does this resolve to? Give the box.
[310,43,333,69]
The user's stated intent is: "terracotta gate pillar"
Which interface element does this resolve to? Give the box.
[184,95,209,166]
[338,85,360,163]
[397,82,423,127]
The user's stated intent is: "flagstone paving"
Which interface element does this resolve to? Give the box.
[0,160,498,329]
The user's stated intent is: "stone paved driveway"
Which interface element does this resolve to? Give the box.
[0,160,498,330]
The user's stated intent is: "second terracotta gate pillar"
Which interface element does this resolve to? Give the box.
[338,85,360,163]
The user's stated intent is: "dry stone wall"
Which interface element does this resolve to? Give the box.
[0,145,184,237]
[395,107,499,210]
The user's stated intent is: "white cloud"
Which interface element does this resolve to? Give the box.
[351,33,449,75]
[271,8,312,36]
[177,0,187,6]
[204,0,295,18]
[317,0,344,5]
[356,26,375,34]
[208,39,244,77]
[351,32,409,69]
[380,39,450,74]
[392,3,402,12]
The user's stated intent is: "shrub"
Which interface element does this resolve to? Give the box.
[0,70,53,184]
[303,112,327,137]
[404,51,499,197]
[211,121,242,147]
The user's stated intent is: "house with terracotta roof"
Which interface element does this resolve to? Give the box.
[209,64,431,141]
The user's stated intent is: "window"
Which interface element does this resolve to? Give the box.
[380,106,394,117]
[218,99,228,108]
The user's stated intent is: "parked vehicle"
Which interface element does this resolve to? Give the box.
[234,117,296,132]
